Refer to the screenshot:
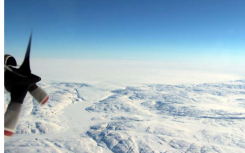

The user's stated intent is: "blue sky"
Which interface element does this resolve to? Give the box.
[4,0,245,63]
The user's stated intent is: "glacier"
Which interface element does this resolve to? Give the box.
[4,79,245,153]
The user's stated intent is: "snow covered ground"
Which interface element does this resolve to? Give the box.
[4,79,245,153]
[4,59,245,153]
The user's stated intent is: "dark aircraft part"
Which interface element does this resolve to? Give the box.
[4,34,49,138]
[4,35,41,93]
[18,34,32,75]
[4,69,41,93]
[4,54,17,66]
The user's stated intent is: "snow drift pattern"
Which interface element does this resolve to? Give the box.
[4,80,245,153]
